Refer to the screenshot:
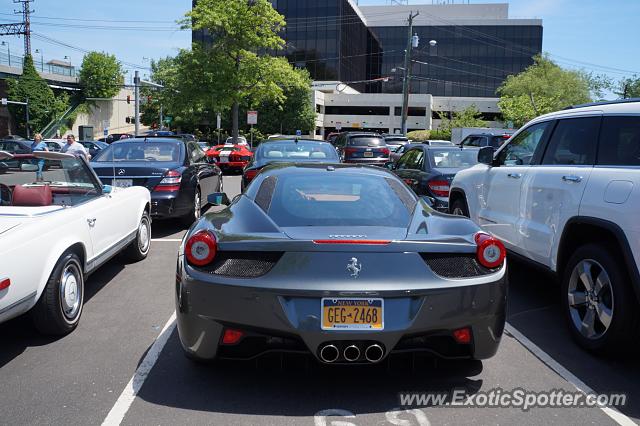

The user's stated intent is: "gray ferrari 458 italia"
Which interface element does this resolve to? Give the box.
[176,163,507,364]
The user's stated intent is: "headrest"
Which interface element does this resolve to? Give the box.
[310,152,327,159]
[267,151,284,158]
[12,185,53,207]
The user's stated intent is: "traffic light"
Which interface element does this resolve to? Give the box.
[126,95,131,104]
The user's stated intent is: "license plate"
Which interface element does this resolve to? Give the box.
[219,155,229,163]
[364,151,374,157]
[321,298,384,330]
[113,179,132,188]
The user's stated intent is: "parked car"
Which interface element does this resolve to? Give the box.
[450,99,640,355]
[197,141,211,152]
[387,146,479,212]
[176,163,507,363]
[80,140,109,158]
[382,134,409,151]
[44,139,65,152]
[326,132,341,145]
[206,144,253,173]
[459,133,512,149]
[425,139,455,146]
[0,150,151,335]
[98,133,133,144]
[390,143,418,163]
[334,132,390,166]
[241,139,340,190]
[91,137,223,224]
[144,130,175,137]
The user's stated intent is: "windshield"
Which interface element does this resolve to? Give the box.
[429,149,479,168]
[256,141,339,162]
[92,142,182,162]
[348,136,385,147]
[0,155,101,207]
[267,173,413,227]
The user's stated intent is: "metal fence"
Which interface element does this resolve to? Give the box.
[0,51,77,77]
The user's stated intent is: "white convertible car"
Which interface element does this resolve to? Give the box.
[0,150,151,335]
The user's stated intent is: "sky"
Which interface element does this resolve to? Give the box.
[0,0,638,88]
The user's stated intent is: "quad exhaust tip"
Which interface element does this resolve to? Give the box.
[365,344,384,363]
[319,344,339,363]
[343,345,361,362]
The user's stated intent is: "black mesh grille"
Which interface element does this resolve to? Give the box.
[421,254,499,278]
[255,176,277,212]
[195,252,283,278]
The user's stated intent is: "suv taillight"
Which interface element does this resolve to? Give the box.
[185,230,217,266]
[428,179,450,197]
[380,147,390,156]
[154,170,182,192]
[344,147,357,155]
[475,233,506,269]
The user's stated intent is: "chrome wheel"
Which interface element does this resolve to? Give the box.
[138,216,151,254]
[567,259,614,340]
[59,262,83,321]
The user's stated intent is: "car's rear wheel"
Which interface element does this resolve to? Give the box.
[182,188,201,226]
[562,244,640,355]
[124,211,151,262]
[32,252,84,335]
[450,197,469,217]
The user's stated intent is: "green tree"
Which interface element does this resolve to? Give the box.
[436,105,486,139]
[7,55,68,136]
[616,75,640,99]
[79,52,124,99]
[497,55,592,127]
[253,68,315,135]
[185,0,291,140]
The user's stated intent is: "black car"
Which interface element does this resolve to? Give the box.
[334,132,390,166]
[459,133,512,149]
[241,138,340,191]
[80,140,109,158]
[91,138,223,224]
[387,145,479,212]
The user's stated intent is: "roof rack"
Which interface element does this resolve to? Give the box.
[564,98,640,110]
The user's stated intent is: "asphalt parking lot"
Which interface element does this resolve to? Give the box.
[1,175,638,426]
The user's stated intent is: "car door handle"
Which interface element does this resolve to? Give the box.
[562,175,583,183]
[507,173,522,179]
[87,218,97,227]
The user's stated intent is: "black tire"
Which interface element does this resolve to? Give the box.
[181,187,202,226]
[32,252,84,335]
[124,211,151,262]
[450,196,470,217]
[561,244,640,355]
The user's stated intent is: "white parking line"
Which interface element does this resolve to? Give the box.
[151,238,183,242]
[505,323,637,426]
[101,312,177,426]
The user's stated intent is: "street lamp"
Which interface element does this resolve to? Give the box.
[35,48,44,72]
[1,41,10,67]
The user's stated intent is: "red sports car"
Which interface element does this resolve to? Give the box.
[206,144,253,173]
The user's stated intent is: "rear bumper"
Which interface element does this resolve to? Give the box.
[344,158,389,166]
[150,191,191,218]
[175,256,507,363]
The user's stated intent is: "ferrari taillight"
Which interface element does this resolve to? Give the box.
[474,233,506,269]
[185,230,218,266]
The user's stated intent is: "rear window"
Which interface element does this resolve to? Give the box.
[267,173,413,227]
[429,149,479,168]
[93,142,182,162]
[348,137,385,147]
[256,141,339,161]
[597,116,640,166]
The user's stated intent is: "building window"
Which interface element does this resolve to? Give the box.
[325,106,390,116]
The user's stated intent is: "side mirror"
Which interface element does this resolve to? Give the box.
[477,146,495,166]
[384,161,395,171]
[208,192,230,206]
[102,185,113,194]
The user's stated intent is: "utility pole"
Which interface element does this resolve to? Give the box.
[400,11,419,136]
[134,70,140,136]
[0,0,34,56]
[159,104,163,131]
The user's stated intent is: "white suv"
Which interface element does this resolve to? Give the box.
[450,100,640,354]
